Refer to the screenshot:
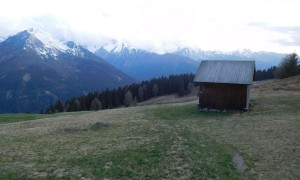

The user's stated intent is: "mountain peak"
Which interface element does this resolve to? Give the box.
[0,28,85,59]
[24,28,68,53]
[101,42,128,53]
[64,41,90,57]
[65,41,79,47]
[26,27,45,35]
[1,28,101,61]
[0,30,135,113]
[98,42,153,56]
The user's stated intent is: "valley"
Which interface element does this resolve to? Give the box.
[0,1,299,179]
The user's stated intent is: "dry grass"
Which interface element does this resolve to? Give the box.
[137,87,198,106]
[0,76,299,179]
[252,75,300,95]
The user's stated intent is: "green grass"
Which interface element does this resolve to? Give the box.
[0,111,89,124]
[0,82,299,179]
[149,102,232,120]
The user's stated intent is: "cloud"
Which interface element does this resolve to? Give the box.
[249,22,300,46]
[1,0,300,53]
[271,26,300,46]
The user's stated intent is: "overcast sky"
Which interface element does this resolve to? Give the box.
[0,0,299,53]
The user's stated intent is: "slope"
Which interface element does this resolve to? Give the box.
[0,29,135,113]
[0,76,299,179]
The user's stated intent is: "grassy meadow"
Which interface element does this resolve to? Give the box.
[0,112,89,124]
[0,76,299,179]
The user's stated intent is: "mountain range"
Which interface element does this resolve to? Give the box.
[94,42,285,82]
[0,28,134,113]
[95,44,199,81]
[0,28,287,113]
[173,48,285,70]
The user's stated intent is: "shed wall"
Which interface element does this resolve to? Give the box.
[198,83,247,110]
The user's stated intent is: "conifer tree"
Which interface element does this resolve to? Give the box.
[178,79,185,97]
[276,53,299,79]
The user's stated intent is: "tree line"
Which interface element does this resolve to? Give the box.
[45,73,195,113]
[255,52,299,80]
[255,66,277,81]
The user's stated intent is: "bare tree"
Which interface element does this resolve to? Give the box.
[132,96,138,106]
[90,98,101,111]
[74,99,81,111]
[187,82,194,94]
[138,86,144,101]
[152,84,158,97]
[124,90,133,107]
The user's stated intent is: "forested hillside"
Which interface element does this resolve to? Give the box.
[46,64,280,114]
[46,74,195,113]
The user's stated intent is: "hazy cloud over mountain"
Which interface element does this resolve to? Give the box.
[0,0,299,53]
[248,22,300,46]
[271,26,300,46]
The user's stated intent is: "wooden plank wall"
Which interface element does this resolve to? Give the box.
[198,83,247,110]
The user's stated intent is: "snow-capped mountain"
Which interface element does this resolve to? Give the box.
[8,28,98,60]
[64,41,90,57]
[20,28,68,59]
[95,42,285,81]
[95,45,199,81]
[0,28,135,113]
[173,47,285,69]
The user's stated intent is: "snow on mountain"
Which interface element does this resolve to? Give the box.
[5,28,96,60]
[95,45,199,80]
[27,28,68,51]
[64,41,89,57]
[97,41,156,55]
[103,42,132,53]
[6,27,284,70]
[15,28,68,59]
[0,28,136,113]
[19,28,141,59]
[0,36,6,43]
[172,47,285,69]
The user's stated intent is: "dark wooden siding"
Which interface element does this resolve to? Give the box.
[198,83,247,110]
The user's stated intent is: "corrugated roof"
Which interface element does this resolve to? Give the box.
[194,60,255,84]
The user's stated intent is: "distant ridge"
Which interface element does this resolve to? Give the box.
[95,42,285,81]
[173,48,285,70]
[95,44,199,81]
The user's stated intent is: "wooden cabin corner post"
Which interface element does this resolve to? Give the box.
[197,83,203,108]
[245,84,251,111]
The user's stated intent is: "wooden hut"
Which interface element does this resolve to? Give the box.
[194,60,255,111]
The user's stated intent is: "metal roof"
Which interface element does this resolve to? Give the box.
[194,60,255,84]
